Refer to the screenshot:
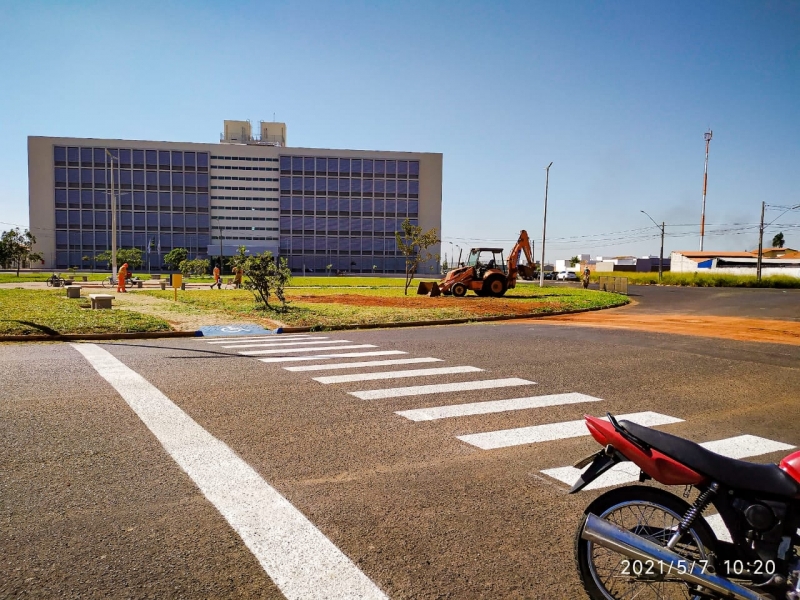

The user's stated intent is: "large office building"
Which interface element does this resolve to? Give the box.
[28,120,442,274]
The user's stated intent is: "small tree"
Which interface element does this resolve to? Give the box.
[395,219,440,295]
[179,258,210,277]
[326,263,333,277]
[95,248,143,270]
[772,232,785,249]
[243,251,292,310]
[569,255,580,267]
[0,228,43,276]
[163,248,188,271]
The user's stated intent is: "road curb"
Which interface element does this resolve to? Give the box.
[0,331,201,342]
[0,301,628,341]
[278,301,630,333]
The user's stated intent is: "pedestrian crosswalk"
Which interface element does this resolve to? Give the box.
[198,330,795,541]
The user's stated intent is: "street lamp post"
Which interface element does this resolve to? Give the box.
[700,129,712,251]
[539,162,553,288]
[641,210,665,282]
[105,150,119,281]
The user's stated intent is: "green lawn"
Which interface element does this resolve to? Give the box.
[140,285,629,329]
[591,271,800,288]
[0,289,171,336]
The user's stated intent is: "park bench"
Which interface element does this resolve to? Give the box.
[89,293,114,309]
[65,285,81,299]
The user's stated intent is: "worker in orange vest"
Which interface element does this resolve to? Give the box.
[211,263,221,289]
[117,263,128,293]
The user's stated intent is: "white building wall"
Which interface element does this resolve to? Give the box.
[669,251,701,272]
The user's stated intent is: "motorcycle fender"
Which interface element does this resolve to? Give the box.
[569,450,623,494]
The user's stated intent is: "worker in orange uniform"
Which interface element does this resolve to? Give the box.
[211,263,221,289]
[117,262,128,293]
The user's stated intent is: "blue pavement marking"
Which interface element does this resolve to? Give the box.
[199,324,281,337]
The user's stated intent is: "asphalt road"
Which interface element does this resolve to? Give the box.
[3,319,800,599]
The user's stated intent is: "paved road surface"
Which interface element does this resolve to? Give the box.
[3,322,800,598]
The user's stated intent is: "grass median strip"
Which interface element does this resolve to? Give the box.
[0,289,170,336]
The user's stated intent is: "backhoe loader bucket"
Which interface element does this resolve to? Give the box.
[417,281,441,297]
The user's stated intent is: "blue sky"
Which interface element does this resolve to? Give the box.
[1,0,798,261]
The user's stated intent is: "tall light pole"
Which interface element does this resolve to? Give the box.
[641,210,665,282]
[448,241,453,270]
[105,149,119,280]
[700,129,712,251]
[539,162,553,288]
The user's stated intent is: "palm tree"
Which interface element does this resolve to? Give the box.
[772,232,785,249]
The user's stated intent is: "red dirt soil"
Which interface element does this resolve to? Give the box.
[291,294,562,315]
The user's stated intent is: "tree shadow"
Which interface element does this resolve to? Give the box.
[3,320,61,336]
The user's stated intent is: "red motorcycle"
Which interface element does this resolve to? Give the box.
[572,413,800,600]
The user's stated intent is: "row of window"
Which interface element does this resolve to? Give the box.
[279,197,418,214]
[56,210,210,228]
[210,196,278,203]
[279,177,419,196]
[55,168,209,189]
[211,186,278,192]
[213,176,278,182]
[211,155,279,162]
[279,216,416,233]
[212,235,279,241]
[211,165,279,172]
[213,205,278,212]
[212,216,279,221]
[56,190,210,210]
[55,232,210,247]
[279,156,420,178]
[279,237,403,252]
[55,147,210,170]
[285,256,408,274]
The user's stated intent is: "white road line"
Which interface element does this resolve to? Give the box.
[350,378,535,400]
[285,358,442,372]
[241,344,377,356]
[542,435,795,493]
[202,335,314,343]
[259,351,407,364]
[457,412,683,450]
[313,366,483,385]
[71,343,386,600]
[223,339,349,349]
[396,392,602,422]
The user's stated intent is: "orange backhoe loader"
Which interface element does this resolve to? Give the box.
[418,230,535,297]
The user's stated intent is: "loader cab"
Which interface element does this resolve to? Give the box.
[466,248,507,276]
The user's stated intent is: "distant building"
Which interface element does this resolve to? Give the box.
[670,250,800,277]
[28,120,443,273]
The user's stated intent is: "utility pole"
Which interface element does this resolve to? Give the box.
[757,201,765,282]
[641,210,665,282]
[539,162,553,288]
[700,129,712,251]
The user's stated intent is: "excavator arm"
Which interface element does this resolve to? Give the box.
[506,230,533,288]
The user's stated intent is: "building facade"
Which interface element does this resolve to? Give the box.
[28,121,442,274]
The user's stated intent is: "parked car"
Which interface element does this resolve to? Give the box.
[543,272,557,280]
[557,271,578,281]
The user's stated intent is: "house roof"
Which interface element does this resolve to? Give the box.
[748,247,797,254]
[673,250,756,261]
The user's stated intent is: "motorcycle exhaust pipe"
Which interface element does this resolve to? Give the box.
[581,513,767,600]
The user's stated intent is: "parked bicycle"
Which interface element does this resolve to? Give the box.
[101,275,137,288]
[45,273,63,287]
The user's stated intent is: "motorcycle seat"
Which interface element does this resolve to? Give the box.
[619,420,799,497]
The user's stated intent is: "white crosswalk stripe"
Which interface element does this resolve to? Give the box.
[202,334,314,343]
[241,344,377,356]
[259,351,408,363]
[457,412,683,450]
[285,358,442,372]
[222,339,349,349]
[350,378,535,400]
[313,366,482,385]
[542,435,795,492]
[395,392,602,422]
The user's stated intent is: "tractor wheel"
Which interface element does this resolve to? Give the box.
[483,275,508,297]
[451,282,467,297]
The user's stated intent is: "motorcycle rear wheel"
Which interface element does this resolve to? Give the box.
[575,485,718,600]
